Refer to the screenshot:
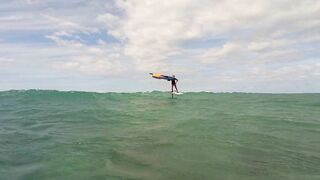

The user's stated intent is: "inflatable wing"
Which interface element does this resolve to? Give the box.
[149,73,174,81]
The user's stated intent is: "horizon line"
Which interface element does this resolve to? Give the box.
[1,89,319,94]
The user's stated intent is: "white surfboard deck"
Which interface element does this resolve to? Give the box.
[172,92,183,95]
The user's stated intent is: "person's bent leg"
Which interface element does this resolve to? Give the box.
[174,85,179,92]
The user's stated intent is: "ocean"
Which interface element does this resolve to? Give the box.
[0,90,319,180]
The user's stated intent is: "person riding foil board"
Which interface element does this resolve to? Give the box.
[149,73,179,93]
[171,75,179,93]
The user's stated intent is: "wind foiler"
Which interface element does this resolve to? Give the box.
[149,73,183,97]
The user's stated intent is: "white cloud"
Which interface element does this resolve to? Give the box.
[45,32,129,76]
[54,56,126,76]
[199,38,299,63]
[42,14,99,33]
[25,0,40,4]
[99,0,320,72]
[97,13,121,30]
[1,0,320,92]
[247,39,291,52]
[0,58,14,67]
[200,42,245,63]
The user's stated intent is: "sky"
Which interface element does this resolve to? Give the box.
[0,0,320,92]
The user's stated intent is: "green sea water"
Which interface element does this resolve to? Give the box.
[0,90,319,180]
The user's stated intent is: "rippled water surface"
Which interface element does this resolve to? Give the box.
[0,90,319,179]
